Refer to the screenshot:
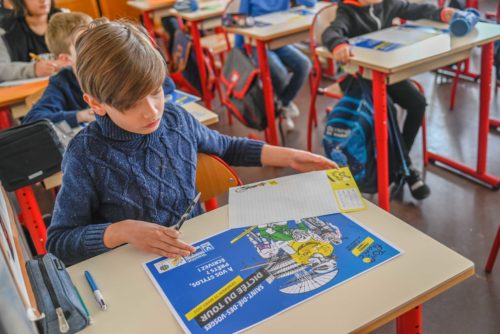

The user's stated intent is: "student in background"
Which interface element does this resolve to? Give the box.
[322,0,456,200]
[46,20,338,266]
[237,0,315,131]
[0,0,60,82]
[22,12,95,126]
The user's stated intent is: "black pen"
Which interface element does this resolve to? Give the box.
[174,192,201,231]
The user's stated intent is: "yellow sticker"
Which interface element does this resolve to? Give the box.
[268,180,278,185]
[185,276,243,321]
[326,167,367,213]
[352,237,374,257]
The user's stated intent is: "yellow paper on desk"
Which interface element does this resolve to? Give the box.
[326,168,366,213]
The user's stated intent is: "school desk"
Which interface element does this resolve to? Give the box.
[127,0,177,39]
[171,0,229,110]
[67,202,474,334]
[225,2,331,146]
[0,80,49,129]
[40,101,219,190]
[316,20,500,212]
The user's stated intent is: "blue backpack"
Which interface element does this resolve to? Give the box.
[323,78,411,194]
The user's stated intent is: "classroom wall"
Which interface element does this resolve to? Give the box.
[54,0,101,18]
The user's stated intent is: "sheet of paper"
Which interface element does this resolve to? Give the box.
[228,168,366,229]
[0,76,49,87]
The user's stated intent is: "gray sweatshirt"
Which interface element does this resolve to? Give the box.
[0,28,36,82]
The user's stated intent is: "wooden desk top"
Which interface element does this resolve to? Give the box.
[0,80,48,108]
[225,2,329,42]
[41,102,219,190]
[68,202,473,334]
[174,0,227,22]
[317,20,500,74]
[126,0,176,11]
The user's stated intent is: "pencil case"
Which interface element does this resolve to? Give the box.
[450,8,480,37]
[26,253,89,334]
[0,119,65,191]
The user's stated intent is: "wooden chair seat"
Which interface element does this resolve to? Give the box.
[201,33,234,54]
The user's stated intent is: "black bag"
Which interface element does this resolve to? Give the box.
[324,77,412,194]
[221,48,268,131]
[26,253,89,334]
[0,120,65,191]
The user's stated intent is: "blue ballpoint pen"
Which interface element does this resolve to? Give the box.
[84,271,108,311]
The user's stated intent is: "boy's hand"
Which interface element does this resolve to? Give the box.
[261,145,338,172]
[104,220,196,258]
[441,8,457,23]
[34,60,58,77]
[332,44,352,64]
[76,109,96,123]
[289,150,338,172]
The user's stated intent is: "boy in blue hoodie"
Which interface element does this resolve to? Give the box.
[237,0,316,130]
[22,12,95,126]
[46,20,338,265]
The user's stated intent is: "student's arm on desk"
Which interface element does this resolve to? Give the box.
[22,80,94,126]
[321,6,353,54]
[46,151,195,265]
[180,104,337,172]
[391,0,454,23]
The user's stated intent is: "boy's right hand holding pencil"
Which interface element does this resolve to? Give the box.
[103,220,196,258]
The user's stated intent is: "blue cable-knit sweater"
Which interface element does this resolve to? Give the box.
[46,103,264,265]
[22,68,87,127]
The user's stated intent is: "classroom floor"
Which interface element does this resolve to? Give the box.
[208,3,500,332]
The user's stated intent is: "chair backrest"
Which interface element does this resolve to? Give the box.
[310,4,338,48]
[195,153,242,202]
[54,0,101,18]
[25,88,45,109]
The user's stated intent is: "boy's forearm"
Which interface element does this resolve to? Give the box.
[261,145,295,168]
[103,220,132,248]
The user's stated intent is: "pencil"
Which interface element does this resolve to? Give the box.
[29,53,42,62]
[74,286,93,324]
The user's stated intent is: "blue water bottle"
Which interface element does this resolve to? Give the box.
[449,8,480,37]
[190,0,199,12]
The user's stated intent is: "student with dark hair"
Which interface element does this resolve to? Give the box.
[0,0,61,82]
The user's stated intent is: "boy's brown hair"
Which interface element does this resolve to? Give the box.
[75,20,166,111]
[45,12,92,57]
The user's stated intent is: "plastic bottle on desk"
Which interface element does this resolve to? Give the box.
[190,0,199,12]
[449,8,480,37]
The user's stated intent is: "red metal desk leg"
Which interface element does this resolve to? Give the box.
[397,306,423,334]
[15,186,47,255]
[490,119,500,129]
[142,10,156,41]
[256,40,279,146]
[476,42,493,175]
[0,106,12,129]
[485,226,500,273]
[372,71,390,211]
[190,21,212,110]
[427,42,500,189]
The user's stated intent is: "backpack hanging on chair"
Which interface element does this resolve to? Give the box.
[323,77,411,194]
[220,48,269,131]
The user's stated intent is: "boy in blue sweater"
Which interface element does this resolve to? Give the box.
[46,20,337,265]
[237,0,315,130]
[22,12,94,127]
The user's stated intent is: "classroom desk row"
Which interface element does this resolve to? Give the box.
[68,202,474,334]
